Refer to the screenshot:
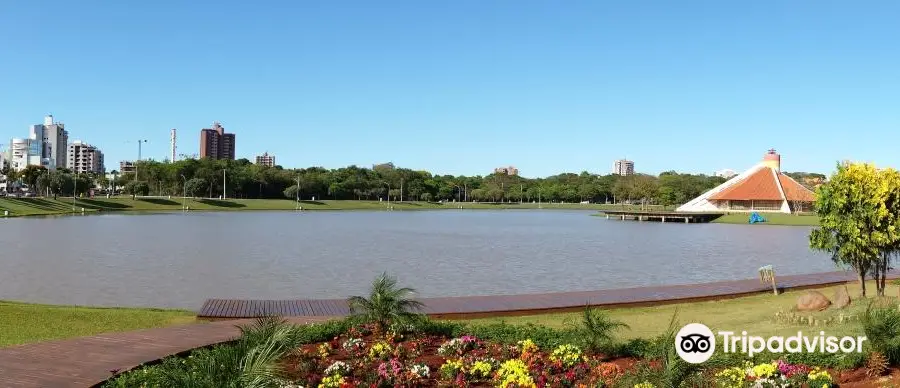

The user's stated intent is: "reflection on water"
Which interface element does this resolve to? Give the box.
[0,210,832,309]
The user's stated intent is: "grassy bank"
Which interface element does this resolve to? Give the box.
[0,300,195,347]
[0,197,665,217]
[712,212,820,226]
[464,281,887,339]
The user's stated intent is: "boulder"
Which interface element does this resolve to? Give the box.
[796,291,831,311]
[833,285,851,309]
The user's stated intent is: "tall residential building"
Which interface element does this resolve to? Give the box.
[493,166,519,176]
[613,159,634,176]
[30,115,69,169]
[7,115,69,171]
[67,141,105,174]
[255,152,275,167]
[199,122,236,160]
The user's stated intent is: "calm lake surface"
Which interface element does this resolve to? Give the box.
[0,210,834,309]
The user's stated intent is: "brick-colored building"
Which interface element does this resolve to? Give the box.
[255,152,275,167]
[200,122,236,160]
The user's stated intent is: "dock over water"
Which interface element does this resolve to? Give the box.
[599,210,723,223]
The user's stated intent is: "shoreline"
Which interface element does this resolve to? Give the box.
[0,197,819,225]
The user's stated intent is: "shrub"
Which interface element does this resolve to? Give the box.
[861,302,900,364]
[103,317,351,387]
[568,305,628,353]
[347,272,425,333]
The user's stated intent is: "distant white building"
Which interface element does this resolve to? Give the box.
[715,169,737,179]
[7,115,69,171]
[613,159,634,176]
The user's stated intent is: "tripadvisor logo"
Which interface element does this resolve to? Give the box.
[675,323,867,364]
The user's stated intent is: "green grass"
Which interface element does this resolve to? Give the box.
[712,212,820,226]
[464,281,892,339]
[0,197,666,217]
[0,300,195,347]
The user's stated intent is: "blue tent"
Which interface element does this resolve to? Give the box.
[749,212,766,224]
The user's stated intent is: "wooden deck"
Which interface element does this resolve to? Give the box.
[0,316,332,388]
[199,270,890,319]
[599,210,724,223]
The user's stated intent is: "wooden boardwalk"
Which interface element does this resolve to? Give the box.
[600,210,724,223]
[0,316,332,388]
[199,270,892,319]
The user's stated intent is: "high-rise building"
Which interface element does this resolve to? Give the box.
[199,122,236,160]
[613,159,634,176]
[255,152,275,167]
[493,166,519,176]
[30,115,68,169]
[67,141,105,174]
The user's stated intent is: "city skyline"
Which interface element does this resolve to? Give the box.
[3,2,899,176]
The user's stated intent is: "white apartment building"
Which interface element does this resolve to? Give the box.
[7,115,69,171]
[67,141,105,174]
[613,159,634,176]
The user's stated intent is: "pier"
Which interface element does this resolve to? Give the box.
[599,210,723,223]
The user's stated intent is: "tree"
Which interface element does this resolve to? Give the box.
[346,272,424,333]
[184,178,207,197]
[283,184,299,200]
[47,171,73,199]
[20,165,47,189]
[810,163,890,297]
[124,181,150,199]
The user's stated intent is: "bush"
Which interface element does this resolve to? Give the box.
[861,302,900,364]
[103,317,352,387]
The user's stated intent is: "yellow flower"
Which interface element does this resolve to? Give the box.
[517,339,538,354]
[367,342,392,360]
[750,362,777,379]
[549,344,583,368]
[633,382,655,388]
[494,359,535,388]
[469,360,493,379]
[318,374,345,388]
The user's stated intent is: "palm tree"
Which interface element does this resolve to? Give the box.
[571,305,629,353]
[347,272,425,333]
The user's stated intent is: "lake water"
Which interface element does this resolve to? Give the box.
[0,210,834,310]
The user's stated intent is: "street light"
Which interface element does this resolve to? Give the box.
[72,170,78,212]
[295,175,301,211]
[133,140,148,181]
[453,185,462,202]
[181,174,187,211]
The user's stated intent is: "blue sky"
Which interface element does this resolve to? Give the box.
[1,1,898,177]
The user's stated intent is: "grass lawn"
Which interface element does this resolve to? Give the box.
[712,212,820,226]
[464,281,894,339]
[0,197,663,217]
[0,300,195,347]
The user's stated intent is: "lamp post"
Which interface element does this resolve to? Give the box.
[222,169,226,200]
[72,170,78,211]
[454,185,462,202]
[135,140,147,181]
[295,175,301,210]
[181,174,187,211]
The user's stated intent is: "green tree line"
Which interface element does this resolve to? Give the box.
[4,158,826,205]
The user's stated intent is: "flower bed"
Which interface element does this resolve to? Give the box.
[275,324,871,388]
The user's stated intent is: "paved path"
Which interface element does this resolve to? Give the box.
[0,317,332,388]
[200,270,894,319]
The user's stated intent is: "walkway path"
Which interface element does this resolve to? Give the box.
[199,270,897,319]
[0,316,332,388]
